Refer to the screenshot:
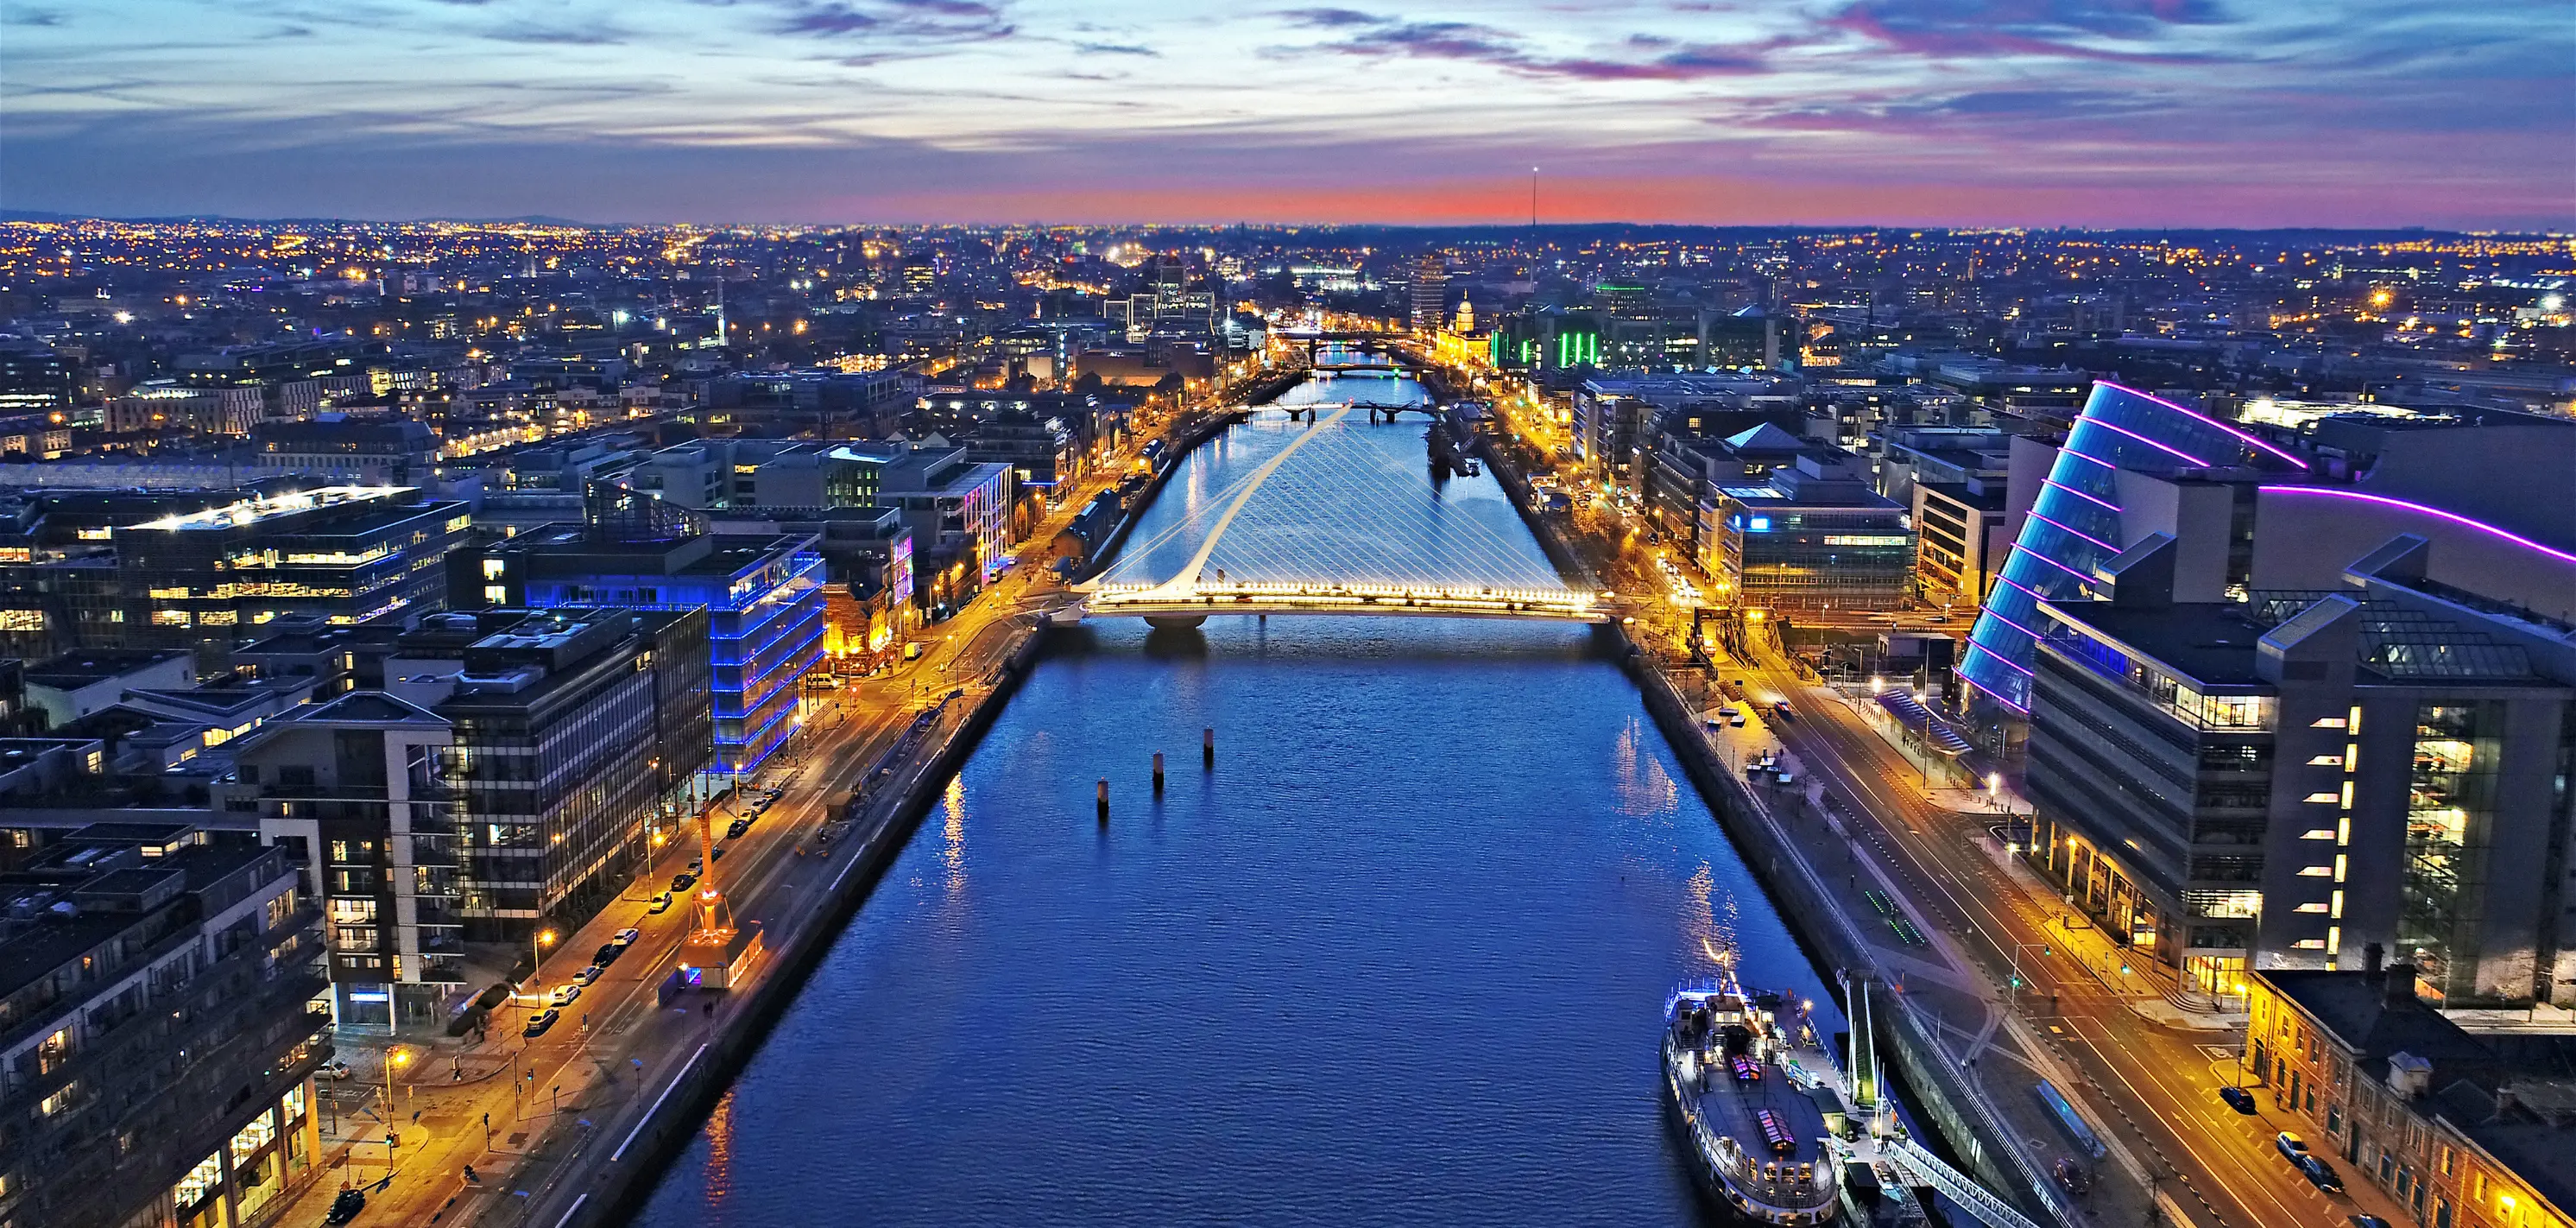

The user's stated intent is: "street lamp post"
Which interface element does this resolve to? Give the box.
[531,927,557,988]
[382,1046,410,1176]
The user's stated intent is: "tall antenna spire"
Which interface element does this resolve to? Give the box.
[1530,166,1539,229]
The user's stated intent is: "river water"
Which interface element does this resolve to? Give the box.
[635,370,1839,1227]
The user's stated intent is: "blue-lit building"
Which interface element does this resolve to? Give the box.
[448,491,825,776]
[1960,383,2310,718]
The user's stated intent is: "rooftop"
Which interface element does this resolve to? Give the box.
[122,484,417,532]
[2042,601,2275,687]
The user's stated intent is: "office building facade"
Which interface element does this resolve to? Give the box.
[2026,529,2576,1009]
[449,494,814,776]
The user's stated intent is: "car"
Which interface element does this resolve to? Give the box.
[551,984,582,1006]
[325,1188,367,1225]
[671,872,697,892]
[2053,1158,2091,1196]
[2276,1132,2312,1165]
[2350,1218,2394,1228]
[710,845,727,863]
[1771,700,1797,724]
[614,927,640,946]
[648,892,673,914]
[727,819,752,839]
[317,1059,354,1080]
[2218,1086,2257,1115]
[593,942,622,966]
[1775,770,1796,788]
[2301,1156,2345,1193]
[686,858,704,874]
[523,1009,560,1038]
[571,965,603,986]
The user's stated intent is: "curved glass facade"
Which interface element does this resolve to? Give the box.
[1960,383,2305,714]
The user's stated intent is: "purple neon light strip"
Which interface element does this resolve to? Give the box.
[2043,478,2122,512]
[2095,381,2309,471]
[2058,448,2118,472]
[2079,415,2214,469]
[2026,508,2120,554]
[1960,671,2030,715]
[2258,486,2576,565]
[1997,574,2051,603]
[1977,604,2054,644]
[2009,541,2099,584]
[1965,637,2037,676]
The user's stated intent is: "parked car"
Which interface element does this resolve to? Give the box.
[2053,1158,2091,1196]
[325,1188,367,1225]
[550,984,582,1006]
[671,872,697,892]
[523,1009,560,1038]
[593,942,622,967]
[2301,1156,2344,1193]
[614,927,641,946]
[648,892,673,915]
[571,965,603,986]
[2350,1217,2393,1228]
[2218,1086,2257,1115]
[686,858,704,874]
[710,845,727,863]
[318,1060,353,1081]
[2276,1132,2312,1165]
[727,819,753,839]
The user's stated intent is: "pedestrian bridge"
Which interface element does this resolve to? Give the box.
[1071,401,1601,624]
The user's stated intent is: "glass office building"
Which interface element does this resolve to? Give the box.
[451,496,824,777]
[1960,383,2308,715]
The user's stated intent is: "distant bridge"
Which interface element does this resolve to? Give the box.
[1072,401,1600,625]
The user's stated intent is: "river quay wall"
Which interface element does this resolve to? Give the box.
[546,625,1052,1228]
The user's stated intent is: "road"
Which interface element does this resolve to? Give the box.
[1714,633,2414,1228]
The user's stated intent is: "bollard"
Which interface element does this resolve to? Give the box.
[1203,726,1215,769]
[1096,777,1109,823]
[1152,752,1165,794]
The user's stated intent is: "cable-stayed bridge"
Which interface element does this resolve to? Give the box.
[1073,401,1602,624]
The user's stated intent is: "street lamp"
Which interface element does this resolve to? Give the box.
[532,927,558,986]
[382,1046,411,1174]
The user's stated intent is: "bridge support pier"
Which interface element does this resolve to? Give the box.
[1142,614,1208,630]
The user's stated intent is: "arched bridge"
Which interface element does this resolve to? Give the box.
[1072,401,1602,624]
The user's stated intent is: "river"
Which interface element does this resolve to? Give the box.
[635,369,1840,1226]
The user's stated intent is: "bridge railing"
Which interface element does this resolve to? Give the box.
[1090,578,1597,619]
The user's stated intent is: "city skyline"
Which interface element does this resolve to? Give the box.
[4,0,2571,230]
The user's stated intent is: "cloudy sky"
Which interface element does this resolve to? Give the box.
[3,0,2568,227]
